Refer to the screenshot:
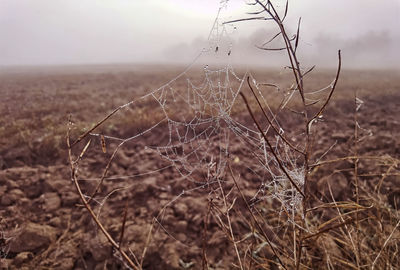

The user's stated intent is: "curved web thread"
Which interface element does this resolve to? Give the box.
[77,0,304,214]
[147,63,246,184]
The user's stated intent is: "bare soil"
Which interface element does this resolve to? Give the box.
[0,66,399,269]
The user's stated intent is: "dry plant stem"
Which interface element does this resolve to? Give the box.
[140,221,155,268]
[265,1,305,103]
[67,123,140,270]
[128,247,140,266]
[310,155,396,168]
[217,179,244,270]
[88,142,124,203]
[302,207,369,241]
[353,93,361,269]
[71,103,128,147]
[302,55,342,265]
[243,3,343,269]
[231,1,305,103]
[224,16,273,24]
[202,200,211,270]
[309,50,342,122]
[240,92,305,198]
[375,163,397,193]
[294,18,301,53]
[302,217,358,241]
[371,219,400,269]
[297,50,340,269]
[306,201,369,213]
[71,164,140,270]
[118,201,129,248]
[244,5,311,268]
[327,182,360,268]
[335,257,359,270]
[246,76,305,155]
[229,164,288,270]
[302,65,315,78]
[261,32,283,47]
[361,172,400,177]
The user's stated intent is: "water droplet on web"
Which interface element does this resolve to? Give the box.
[355,97,364,111]
[69,0,316,228]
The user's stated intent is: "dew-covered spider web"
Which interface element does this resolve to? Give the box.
[71,0,315,216]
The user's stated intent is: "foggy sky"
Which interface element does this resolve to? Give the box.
[1,0,399,69]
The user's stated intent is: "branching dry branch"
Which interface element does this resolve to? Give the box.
[67,121,141,270]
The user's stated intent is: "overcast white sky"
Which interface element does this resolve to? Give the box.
[0,0,399,68]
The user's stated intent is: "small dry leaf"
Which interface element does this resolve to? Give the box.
[100,135,106,153]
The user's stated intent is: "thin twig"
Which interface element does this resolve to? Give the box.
[202,199,211,270]
[309,50,342,123]
[118,201,129,249]
[371,219,400,269]
[246,76,305,155]
[353,92,361,269]
[229,164,288,270]
[223,16,273,24]
[217,179,243,270]
[310,155,393,168]
[140,221,155,268]
[302,217,357,241]
[294,18,301,53]
[88,141,124,203]
[240,92,305,197]
[67,127,140,270]
[71,104,129,147]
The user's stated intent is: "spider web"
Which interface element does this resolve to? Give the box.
[73,0,310,215]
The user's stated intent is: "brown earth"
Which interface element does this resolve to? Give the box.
[0,66,399,269]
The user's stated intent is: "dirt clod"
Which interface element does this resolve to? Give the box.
[9,222,57,253]
[13,252,34,267]
[39,192,61,212]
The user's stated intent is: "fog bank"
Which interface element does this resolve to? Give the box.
[1,0,399,69]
